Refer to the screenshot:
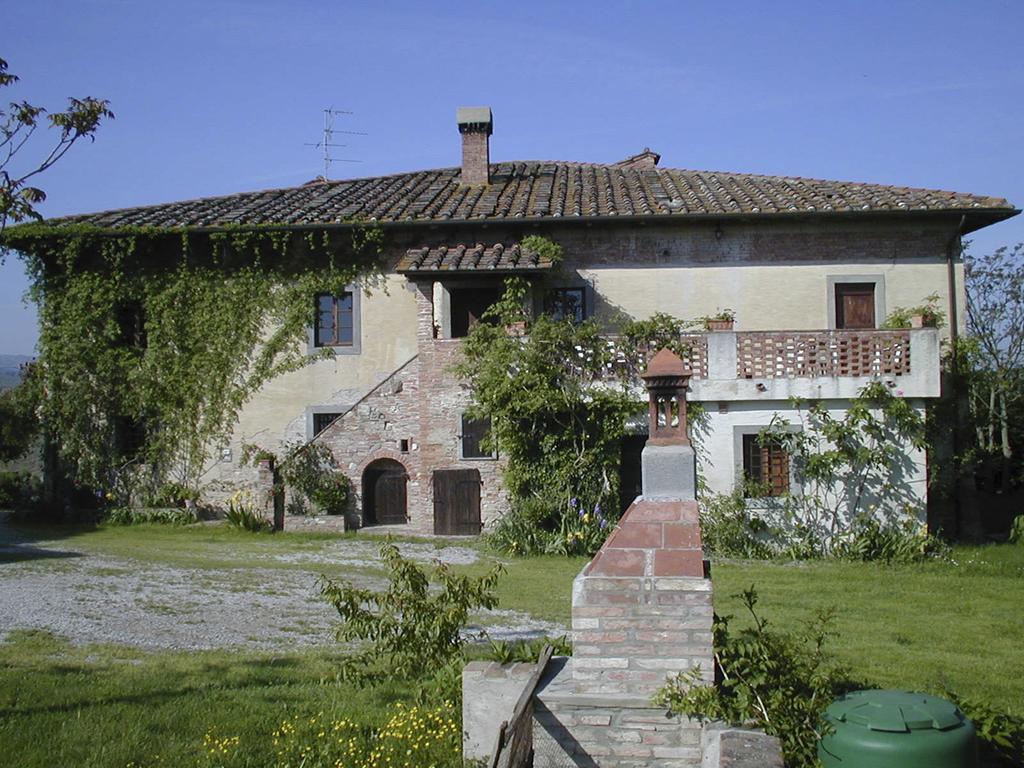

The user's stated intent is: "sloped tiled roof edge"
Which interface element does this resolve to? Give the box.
[43,161,1018,233]
[398,242,554,274]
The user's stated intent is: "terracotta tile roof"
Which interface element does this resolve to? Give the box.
[397,242,554,274]
[51,161,1017,230]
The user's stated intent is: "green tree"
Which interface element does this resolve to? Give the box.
[965,243,1024,480]
[453,276,640,555]
[0,57,112,236]
[0,362,39,461]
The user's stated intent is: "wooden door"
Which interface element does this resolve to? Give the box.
[835,283,876,329]
[433,469,482,535]
[375,470,407,525]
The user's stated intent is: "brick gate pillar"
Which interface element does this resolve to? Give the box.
[534,348,713,767]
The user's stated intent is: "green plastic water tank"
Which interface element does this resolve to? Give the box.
[818,690,977,768]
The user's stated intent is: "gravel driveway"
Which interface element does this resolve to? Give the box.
[0,519,565,651]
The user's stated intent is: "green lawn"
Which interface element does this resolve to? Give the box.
[712,545,1024,717]
[1,522,1021,767]
[0,629,415,768]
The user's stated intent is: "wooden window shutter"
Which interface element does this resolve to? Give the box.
[835,283,876,329]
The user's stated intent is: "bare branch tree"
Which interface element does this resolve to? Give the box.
[965,242,1024,464]
[0,56,113,235]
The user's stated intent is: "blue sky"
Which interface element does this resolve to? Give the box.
[1,0,1022,355]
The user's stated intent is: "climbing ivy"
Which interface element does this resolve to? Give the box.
[1,221,384,502]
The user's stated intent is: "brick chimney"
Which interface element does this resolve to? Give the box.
[456,106,492,185]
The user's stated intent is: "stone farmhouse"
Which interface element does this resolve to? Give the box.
[52,107,1018,534]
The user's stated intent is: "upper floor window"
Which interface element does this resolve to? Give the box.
[546,287,587,323]
[315,292,354,347]
[461,414,496,459]
[450,286,504,338]
[742,433,790,497]
[834,282,876,329]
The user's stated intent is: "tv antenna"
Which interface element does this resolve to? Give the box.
[304,108,366,179]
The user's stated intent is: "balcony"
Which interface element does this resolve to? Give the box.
[599,328,941,401]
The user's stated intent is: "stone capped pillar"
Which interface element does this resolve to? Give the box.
[571,349,712,697]
[534,349,714,767]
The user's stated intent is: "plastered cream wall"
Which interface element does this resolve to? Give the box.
[548,217,966,339]
[199,216,961,501]
[582,261,960,338]
[203,274,419,488]
[695,399,930,519]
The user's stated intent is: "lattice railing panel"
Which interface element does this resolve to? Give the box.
[736,331,911,379]
[594,333,708,382]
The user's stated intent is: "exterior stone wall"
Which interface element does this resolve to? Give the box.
[311,280,509,532]
[314,356,424,528]
[199,216,955,526]
[535,659,703,768]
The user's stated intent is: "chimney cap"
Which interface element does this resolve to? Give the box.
[457,106,493,133]
[642,348,691,381]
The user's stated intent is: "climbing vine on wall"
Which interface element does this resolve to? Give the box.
[1,221,384,501]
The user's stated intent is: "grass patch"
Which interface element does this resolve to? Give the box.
[2,521,1021,766]
[0,630,413,768]
[711,543,1024,717]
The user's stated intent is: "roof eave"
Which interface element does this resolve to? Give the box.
[19,204,1020,238]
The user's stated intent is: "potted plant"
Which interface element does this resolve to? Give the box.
[704,308,736,331]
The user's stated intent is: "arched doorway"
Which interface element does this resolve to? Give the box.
[362,459,408,526]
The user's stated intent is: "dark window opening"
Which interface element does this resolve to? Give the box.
[116,301,147,348]
[313,412,341,436]
[742,433,790,497]
[399,439,410,453]
[546,287,586,323]
[461,415,494,459]
[449,286,504,338]
[835,283,876,329]
[315,292,354,347]
[115,416,147,460]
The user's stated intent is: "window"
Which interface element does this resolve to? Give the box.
[460,414,495,459]
[312,412,341,436]
[115,300,147,348]
[742,433,790,497]
[449,286,504,338]
[315,292,354,347]
[834,282,876,329]
[546,287,586,323]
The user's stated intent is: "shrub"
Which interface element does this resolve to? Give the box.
[485,635,572,664]
[319,539,503,685]
[944,691,1024,767]
[700,487,949,563]
[224,490,271,532]
[250,440,352,516]
[105,506,197,526]
[832,514,950,563]
[1010,514,1024,544]
[307,471,351,516]
[654,587,855,768]
[0,471,41,510]
[142,481,199,509]
[699,487,778,560]
[454,274,637,557]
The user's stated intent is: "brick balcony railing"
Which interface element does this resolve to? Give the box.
[601,333,709,380]
[735,330,912,379]
[594,329,914,381]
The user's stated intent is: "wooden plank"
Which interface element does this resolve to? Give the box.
[510,644,554,723]
[486,645,555,768]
